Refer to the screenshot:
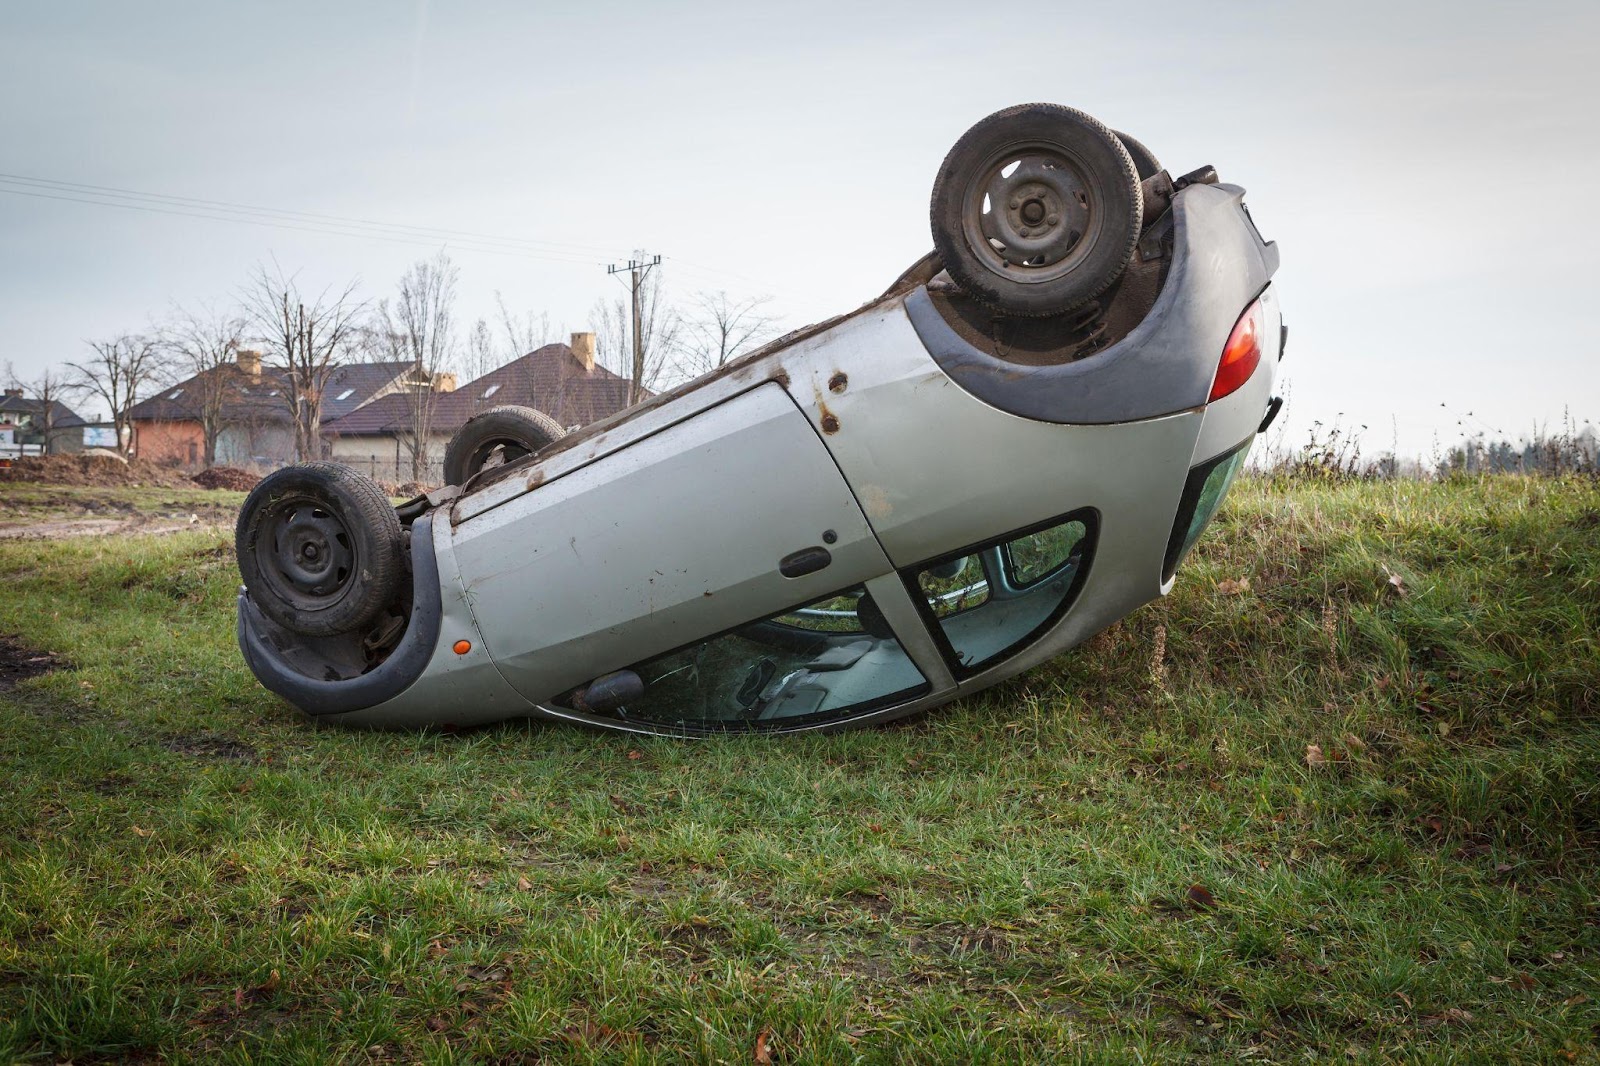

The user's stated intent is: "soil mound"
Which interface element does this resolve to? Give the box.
[190,467,260,491]
[0,453,192,488]
[394,481,436,498]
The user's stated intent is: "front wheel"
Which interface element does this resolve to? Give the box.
[931,103,1142,317]
[235,462,405,638]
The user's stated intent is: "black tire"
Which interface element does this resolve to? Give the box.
[931,103,1142,317]
[441,404,565,487]
[236,462,405,638]
[1112,129,1162,181]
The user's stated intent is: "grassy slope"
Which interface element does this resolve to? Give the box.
[0,478,1596,1063]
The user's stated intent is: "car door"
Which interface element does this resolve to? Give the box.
[447,382,948,730]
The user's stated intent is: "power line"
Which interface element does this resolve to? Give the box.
[0,170,806,307]
[0,175,624,265]
[0,171,620,257]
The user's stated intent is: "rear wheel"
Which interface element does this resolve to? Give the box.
[931,103,1142,317]
[1112,129,1161,181]
[442,405,565,486]
[236,462,405,638]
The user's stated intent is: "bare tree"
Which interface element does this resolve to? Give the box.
[160,302,246,468]
[464,318,497,382]
[495,292,554,360]
[242,262,366,463]
[374,253,458,481]
[591,263,681,402]
[456,317,507,420]
[4,361,75,454]
[680,291,779,377]
[66,334,161,456]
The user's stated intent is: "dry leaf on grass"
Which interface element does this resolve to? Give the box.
[1217,577,1251,596]
[1383,566,1408,598]
[1186,884,1216,910]
[753,1025,773,1064]
[1305,744,1325,768]
[1422,1007,1473,1026]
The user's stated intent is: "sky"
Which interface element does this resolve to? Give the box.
[2,0,1596,458]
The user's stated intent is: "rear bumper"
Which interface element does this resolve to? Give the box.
[904,181,1279,426]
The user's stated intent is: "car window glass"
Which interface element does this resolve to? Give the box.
[560,585,926,730]
[916,555,990,618]
[771,592,864,633]
[910,515,1092,674]
[1005,519,1087,586]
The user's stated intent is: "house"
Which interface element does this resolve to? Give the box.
[321,332,640,482]
[127,350,415,469]
[0,388,91,454]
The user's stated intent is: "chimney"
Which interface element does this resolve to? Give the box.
[570,331,596,372]
[3,387,21,398]
[236,348,262,381]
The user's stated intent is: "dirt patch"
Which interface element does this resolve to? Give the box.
[191,467,260,491]
[0,514,217,541]
[160,733,259,762]
[908,925,1013,960]
[0,454,193,488]
[663,920,734,962]
[0,633,69,692]
[96,771,137,796]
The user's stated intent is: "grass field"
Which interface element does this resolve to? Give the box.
[0,477,1597,1062]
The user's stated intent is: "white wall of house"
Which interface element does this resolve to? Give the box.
[216,424,296,469]
[328,433,450,484]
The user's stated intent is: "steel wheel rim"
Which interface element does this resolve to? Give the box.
[961,140,1102,286]
[252,494,359,614]
[468,439,532,474]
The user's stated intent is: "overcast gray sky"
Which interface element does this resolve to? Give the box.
[2,0,1595,457]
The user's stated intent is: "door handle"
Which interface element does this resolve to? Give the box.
[779,546,832,578]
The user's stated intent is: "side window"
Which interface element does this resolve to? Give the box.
[560,585,927,731]
[907,513,1094,675]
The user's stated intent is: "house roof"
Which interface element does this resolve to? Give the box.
[0,393,88,428]
[323,344,641,437]
[127,361,413,424]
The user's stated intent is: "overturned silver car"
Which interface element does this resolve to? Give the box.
[236,103,1284,735]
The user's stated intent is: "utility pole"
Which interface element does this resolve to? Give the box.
[606,253,660,406]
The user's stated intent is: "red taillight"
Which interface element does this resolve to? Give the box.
[1210,299,1263,402]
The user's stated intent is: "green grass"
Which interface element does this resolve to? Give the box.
[0,477,1597,1062]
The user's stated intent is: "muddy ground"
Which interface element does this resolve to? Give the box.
[0,633,68,692]
[0,487,241,540]
[0,513,225,540]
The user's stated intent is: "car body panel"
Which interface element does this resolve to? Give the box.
[447,383,893,708]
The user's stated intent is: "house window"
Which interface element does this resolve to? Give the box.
[335,388,355,401]
[187,441,198,464]
[482,384,501,399]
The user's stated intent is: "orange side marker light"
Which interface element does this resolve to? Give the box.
[453,640,472,655]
